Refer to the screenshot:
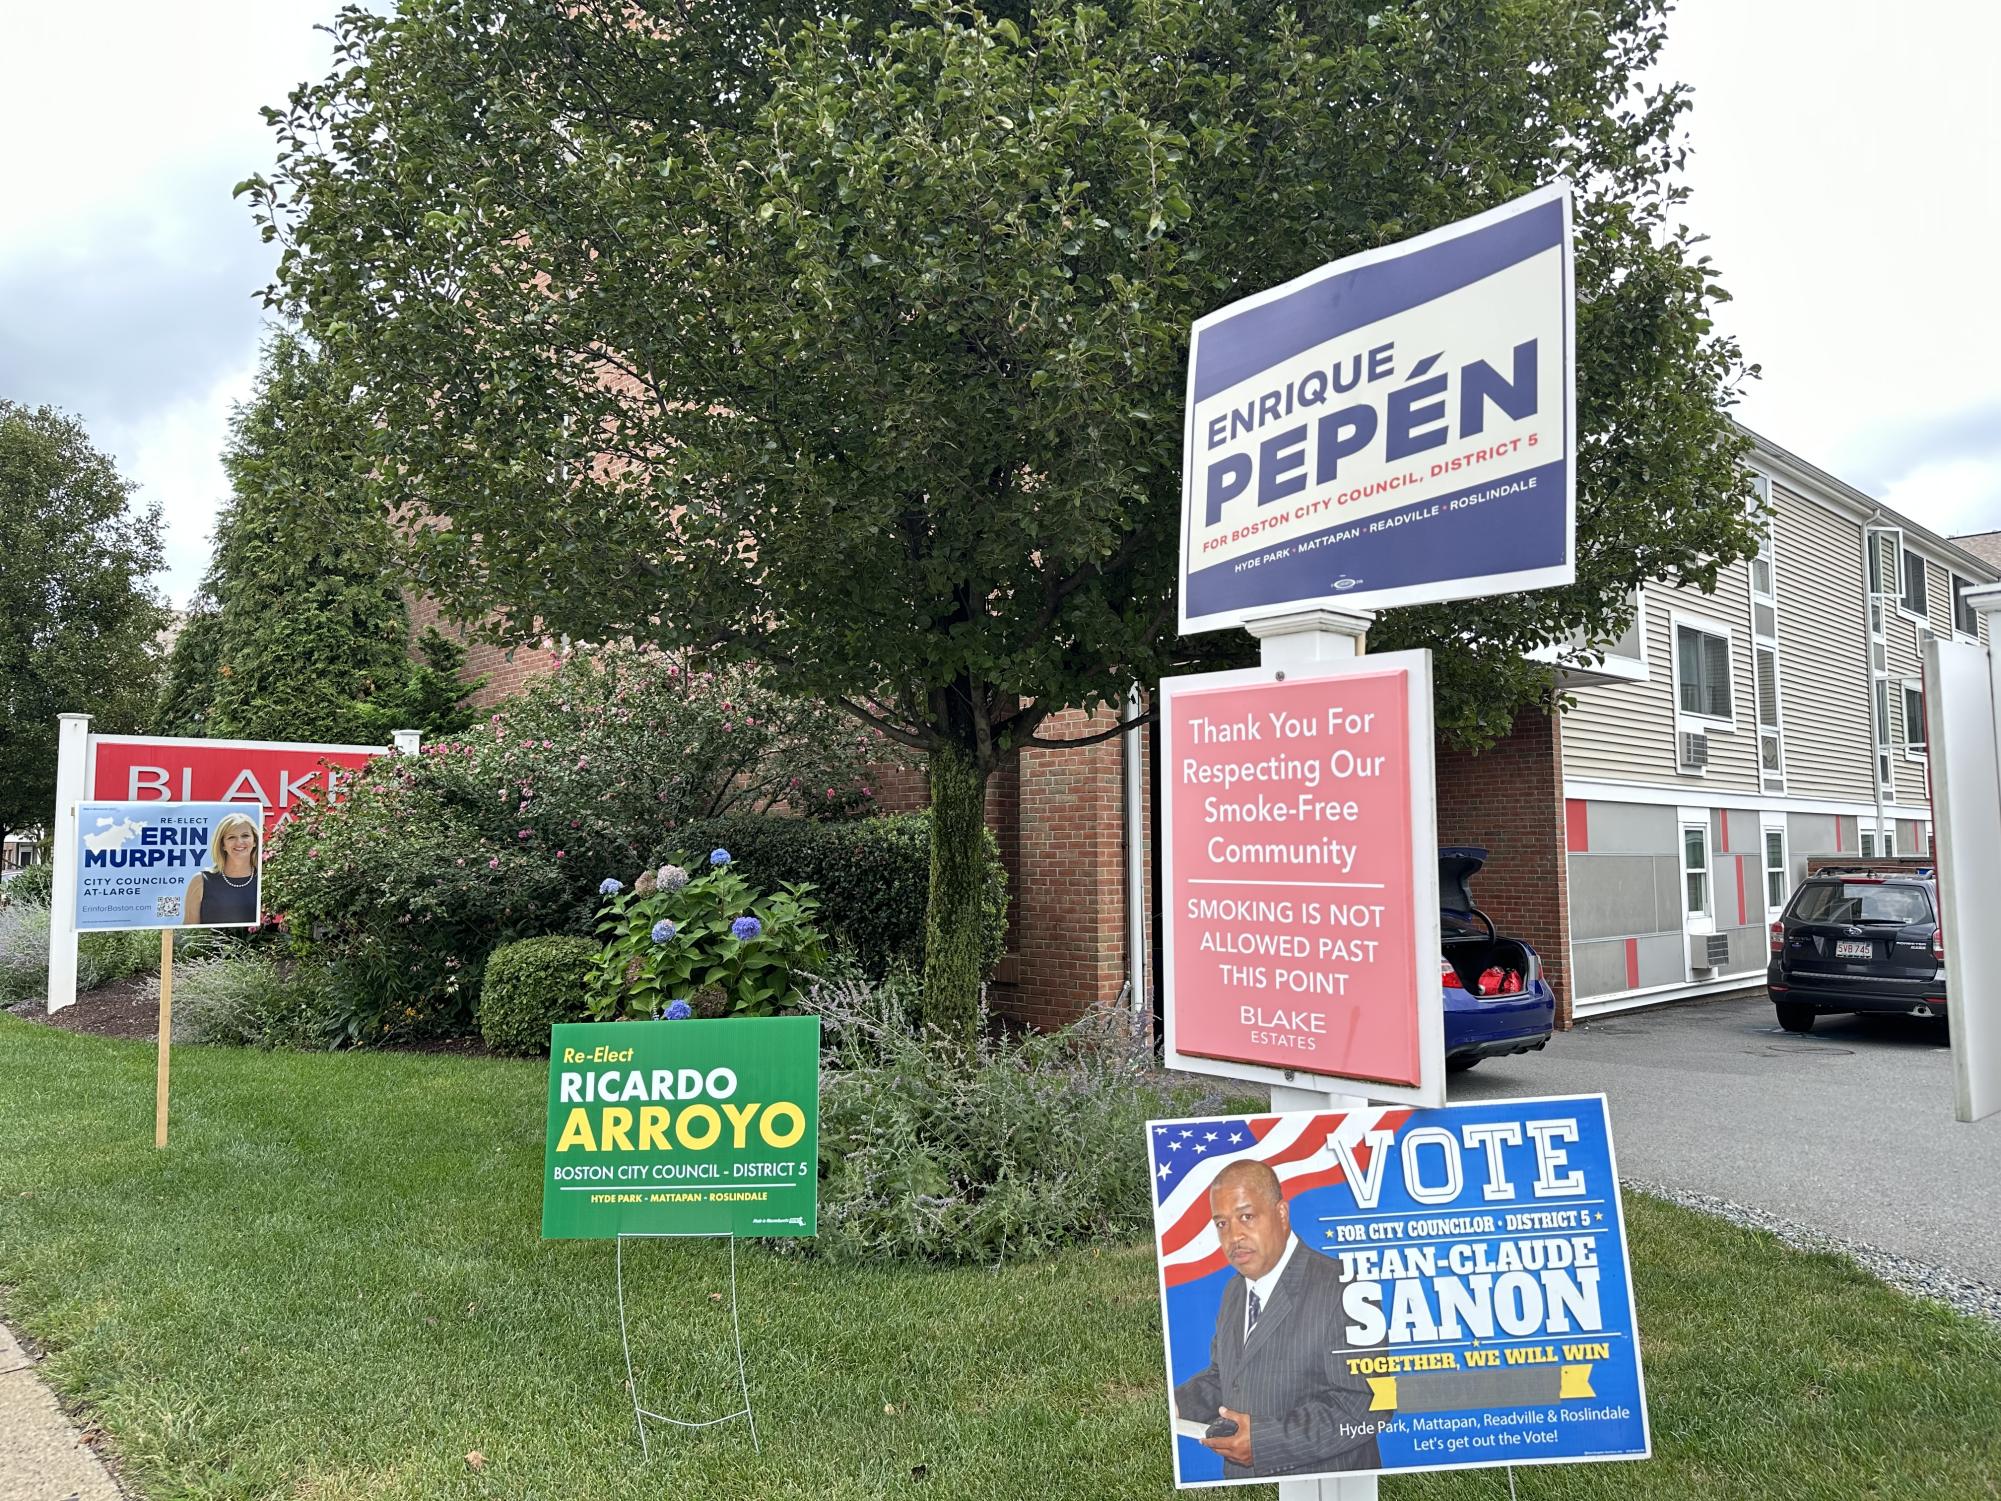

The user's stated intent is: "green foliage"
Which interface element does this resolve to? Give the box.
[477,935,597,1056]
[152,332,479,744]
[666,812,1005,982]
[804,974,1252,1263]
[4,863,54,908]
[77,928,162,990]
[0,900,50,1005]
[588,860,826,1019]
[0,402,167,848]
[253,0,1759,1033]
[265,646,869,1033]
[172,950,352,1050]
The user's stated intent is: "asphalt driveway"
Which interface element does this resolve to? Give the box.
[1448,992,2001,1289]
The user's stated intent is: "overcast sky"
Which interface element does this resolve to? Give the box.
[2,0,1997,609]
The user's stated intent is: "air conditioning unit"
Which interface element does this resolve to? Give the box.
[1678,731,1710,771]
[1691,932,1733,971]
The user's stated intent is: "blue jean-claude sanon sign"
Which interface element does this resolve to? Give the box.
[1151,1093,1648,1487]
[1179,184,1575,634]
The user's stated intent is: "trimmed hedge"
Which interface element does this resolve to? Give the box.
[478,935,599,1056]
[659,812,1007,981]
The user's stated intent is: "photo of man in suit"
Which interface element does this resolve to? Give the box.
[1173,1159,1382,1479]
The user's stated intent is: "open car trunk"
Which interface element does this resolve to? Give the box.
[1442,935,1536,991]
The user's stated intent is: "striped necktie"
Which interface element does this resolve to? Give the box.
[1247,1287,1262,1333]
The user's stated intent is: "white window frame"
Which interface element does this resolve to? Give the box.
[1902,677,1928,759]
[1860,829,1878,858]
[1679,815,1714,934]
[1671,612,1736,732]
[1761,816,1789,919]
[1900,544,1929,622]
[1952,573,1981,641]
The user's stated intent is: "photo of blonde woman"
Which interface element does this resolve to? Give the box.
[181,811,262,926]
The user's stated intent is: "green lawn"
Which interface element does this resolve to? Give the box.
[1,1016,1996,1501]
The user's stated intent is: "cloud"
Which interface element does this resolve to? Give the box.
[0,166,274,429]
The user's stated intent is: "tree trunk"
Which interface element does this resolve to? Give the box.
[922,741,991,1043]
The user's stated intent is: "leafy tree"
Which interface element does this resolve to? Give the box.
[248,0,1756,1038]
[154,333,479,744]
[0,403,168,854]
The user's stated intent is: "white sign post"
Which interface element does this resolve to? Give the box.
[1923,595,2001,1124]
[1163,187,1579,1498]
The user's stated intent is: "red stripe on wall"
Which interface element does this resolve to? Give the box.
[1835,817,1844,852]
[1624,938,1639,990]
[1565,800,1589,853]
[1737,855,1748,926]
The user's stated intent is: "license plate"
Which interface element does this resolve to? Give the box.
[1835,940,1874,960]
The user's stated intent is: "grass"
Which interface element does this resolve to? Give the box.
[1,1017,1997,1501]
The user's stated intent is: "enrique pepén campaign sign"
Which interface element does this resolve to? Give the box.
[1150,1095,1646,1488]
[1179,183,1574,633]
[542,1016,819,1239]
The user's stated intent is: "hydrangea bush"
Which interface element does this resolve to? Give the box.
[264,645,874,1037]
[587,854,826,1020]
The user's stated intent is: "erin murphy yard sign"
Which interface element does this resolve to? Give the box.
[1178,184,1576,633]
[541,1016,820,1239]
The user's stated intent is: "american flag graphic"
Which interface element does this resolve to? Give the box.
[1151,1107,1412,1286]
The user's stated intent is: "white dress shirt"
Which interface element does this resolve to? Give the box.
[1243,1232,1300,1338]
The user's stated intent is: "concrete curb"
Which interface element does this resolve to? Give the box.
[0,1319,126,1501]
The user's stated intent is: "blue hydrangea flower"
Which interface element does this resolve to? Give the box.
[731,915,762,942]
[709,848,732,867]
[656,864,689,892]
[597,877,624,896]
[662,999,693,1020]
[650,919,677,944]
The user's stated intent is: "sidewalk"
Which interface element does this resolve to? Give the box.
[0,1320,124,1501]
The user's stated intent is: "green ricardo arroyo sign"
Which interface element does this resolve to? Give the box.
[541,1017,820,1239]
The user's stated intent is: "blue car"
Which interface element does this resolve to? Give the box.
[1439,847,1555,1071]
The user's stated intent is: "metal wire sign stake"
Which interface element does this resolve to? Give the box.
[615,1231,759,1459]
[538,1014,820,1460]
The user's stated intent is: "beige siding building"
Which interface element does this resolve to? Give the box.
[1554,427,1994,1014]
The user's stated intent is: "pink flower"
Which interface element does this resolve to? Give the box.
[826,787,835,799]
[488,858,500,870]
[556,850,566,859]
[455,858,466,867]
[308,847,320,859]
[517,829,532,840]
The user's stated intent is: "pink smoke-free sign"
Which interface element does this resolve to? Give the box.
[1164,664,1428,1089]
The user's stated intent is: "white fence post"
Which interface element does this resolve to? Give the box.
[46,713,90,1014]
[392,729,423,757]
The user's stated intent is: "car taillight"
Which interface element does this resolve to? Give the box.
[1769,920,1785,955]
[1932,926,1945,964]
[1440,957,1464,990]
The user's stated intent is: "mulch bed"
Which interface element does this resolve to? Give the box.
[9,976,160,1042]
[7,979,493,1057]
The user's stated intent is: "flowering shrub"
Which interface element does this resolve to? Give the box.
[264,645,875,1035]
[665,812,1006,980]
[587,858,826,1019]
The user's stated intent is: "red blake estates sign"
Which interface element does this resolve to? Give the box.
[87,735,389,829]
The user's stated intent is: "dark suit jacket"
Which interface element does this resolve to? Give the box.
[1173,1241,1382,1479]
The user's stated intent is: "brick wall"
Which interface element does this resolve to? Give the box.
[405,593,564,709]
[1433,709,1573,1026]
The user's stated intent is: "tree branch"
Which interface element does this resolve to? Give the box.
[1020,708,1151,751]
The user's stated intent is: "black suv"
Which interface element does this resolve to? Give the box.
[1767,867,1946,1034]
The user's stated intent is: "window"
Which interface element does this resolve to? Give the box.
[1749,476,1775,598]
[1790,881,1933,925]
[1902,548,1928,616]
[1955,575,1980,637]
[1765,829,1787,912]
[1904,680,1927,755]
[1861,831,1877,858]
[1683,823,1710,918]
[1675,622,1732,721]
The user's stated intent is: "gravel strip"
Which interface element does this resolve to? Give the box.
[1625,1177,2001,1327]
